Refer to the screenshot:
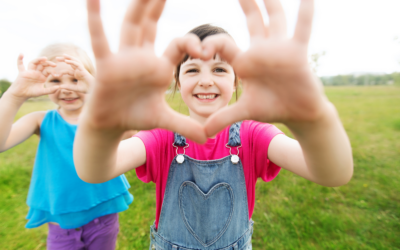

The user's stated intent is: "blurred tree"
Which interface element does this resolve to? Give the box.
[309,51,326,74]
[0,79,11,97]
[321,73,397,86]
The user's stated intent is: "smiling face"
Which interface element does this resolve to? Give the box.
[47,62,86,112]
[178,55,236,121]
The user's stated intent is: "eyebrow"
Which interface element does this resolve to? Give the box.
[181,63,198,68]
[182,60,229,68]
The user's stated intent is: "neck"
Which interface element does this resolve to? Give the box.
[58,107,82,124]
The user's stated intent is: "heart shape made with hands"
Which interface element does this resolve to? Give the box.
[85,0,323,144]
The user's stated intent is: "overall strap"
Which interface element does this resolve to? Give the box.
[174,133,187,147]
[173,121,242,147]
[227,121,242,147]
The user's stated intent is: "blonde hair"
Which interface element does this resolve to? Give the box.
[39,43,95,75]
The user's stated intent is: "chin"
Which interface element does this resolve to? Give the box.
[61,105,83,111]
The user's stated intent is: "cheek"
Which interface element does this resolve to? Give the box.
[179,78,197,96]
[79,95,87,103]
[48,93,58,102]
[220,79,235,96]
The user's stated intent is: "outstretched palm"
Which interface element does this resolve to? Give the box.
[203,0,328,136]
[86,0,207,143]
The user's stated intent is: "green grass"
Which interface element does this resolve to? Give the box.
[1,86,399,249]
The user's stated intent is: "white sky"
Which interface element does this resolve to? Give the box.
[0,0,399,81]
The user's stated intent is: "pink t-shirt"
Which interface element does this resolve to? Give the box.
[135,120,283,228]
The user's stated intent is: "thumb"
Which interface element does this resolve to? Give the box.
[163,34,202,65]
[17,54,25,72]
[201,34,242,64]
[40,85,60,96]
[204,101,249,138]
[158,107,207,144]
[59,83,88,94]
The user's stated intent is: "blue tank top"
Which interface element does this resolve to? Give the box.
[25,110,133,229]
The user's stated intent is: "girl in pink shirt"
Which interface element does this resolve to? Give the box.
[75,0,353,249]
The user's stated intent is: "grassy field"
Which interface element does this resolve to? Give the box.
[0,86,399,249]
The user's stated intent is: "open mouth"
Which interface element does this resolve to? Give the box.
[194,94,219,100]
[61,97,79,103]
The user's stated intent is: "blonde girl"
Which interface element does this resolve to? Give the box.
[0,44,133,249]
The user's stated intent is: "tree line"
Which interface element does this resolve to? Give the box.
[320,72,400,86]
[1,72,400,98]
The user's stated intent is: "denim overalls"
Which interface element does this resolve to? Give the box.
[149,122,253,250]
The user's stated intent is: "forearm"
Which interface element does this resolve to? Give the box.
[74,117,125,183]
[0,92,25,151]
[286,102,353,187]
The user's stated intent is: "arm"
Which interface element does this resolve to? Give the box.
[268,103,353,187]
[202,0,353,187]
[74,0,207,183]
[75,122,146,183]
[0,55,59,152]
[0,98,45,152]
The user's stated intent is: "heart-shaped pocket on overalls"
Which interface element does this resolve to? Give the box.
[179,181,234,247]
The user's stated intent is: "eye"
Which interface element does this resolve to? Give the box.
[186,68,198,73]
[214,67,227,73]
[50,79,60,83]
[73,79,78,83]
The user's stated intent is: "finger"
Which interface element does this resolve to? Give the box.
[293,0,314,44]
[163,34,202,65]
[62,54,82,63]
[238,0,267,37]
[40,85,60,95]
[87,0,112,59]
[141,0,166,45]
[54,70,75,77]
[28,57,47,70]
[64,60,82,70]
[264,24,270,38]
[263,0,287,37]
[35,61,56,73]
[204,102,250,138]
[201,34,242,64]
[56,56,66,62]
[42,67,55,77]
[159,107,207,144]
[120,0,154,48]
[59,85,88,93]
[36,64,44,72]
[17,54,25,72]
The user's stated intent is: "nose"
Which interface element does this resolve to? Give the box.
[60,88,72,95]
[198,73,214,87]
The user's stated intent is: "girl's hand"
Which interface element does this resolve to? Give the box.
[7,55,59,101]
[84,0,207,143]
[202,0,328,136]
[54,54,95,93]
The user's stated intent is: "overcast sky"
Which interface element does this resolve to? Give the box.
[0,0,399,81]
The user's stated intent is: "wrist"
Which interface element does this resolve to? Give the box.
[80,109,125,139]
[285,101,340,137]
[1,90,28,105]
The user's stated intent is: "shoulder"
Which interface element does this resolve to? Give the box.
[16,111,48,136]
[22,111,47,126]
